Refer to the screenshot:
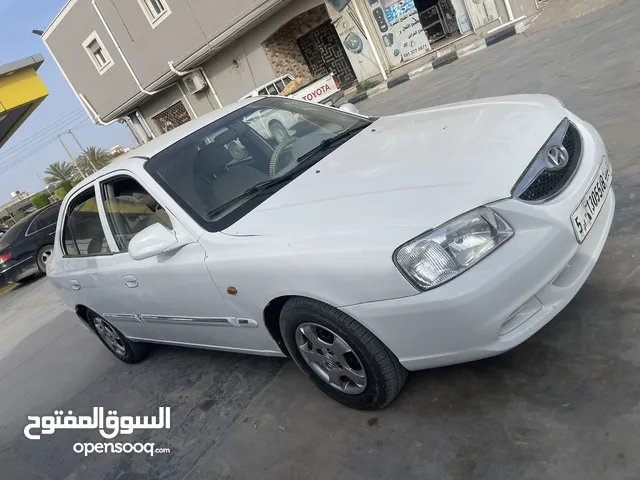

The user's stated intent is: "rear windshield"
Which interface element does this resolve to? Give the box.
[0,220,26,248]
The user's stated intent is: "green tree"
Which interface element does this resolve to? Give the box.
[44,161,78,192]
[76,146,113,174]
[31,192,51,209]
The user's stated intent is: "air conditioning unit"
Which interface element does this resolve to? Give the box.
[183,71,208,94]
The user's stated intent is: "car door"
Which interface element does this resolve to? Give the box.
[25,203,60,263]
[96,170,238,348]
[59,183,164,341]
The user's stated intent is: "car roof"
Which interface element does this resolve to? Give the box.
[67,97,264,198]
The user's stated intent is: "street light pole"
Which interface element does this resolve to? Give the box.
[58,135,85,178]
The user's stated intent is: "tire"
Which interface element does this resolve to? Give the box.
[280,297,407,410]
[36,244,54,274]
[269,121,289,144]
[89,312,148,364]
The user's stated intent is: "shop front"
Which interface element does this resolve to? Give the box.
[359,0,505,70]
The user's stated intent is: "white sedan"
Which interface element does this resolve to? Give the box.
[48,95,614,409]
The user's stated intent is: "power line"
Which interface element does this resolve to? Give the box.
[0,113,88,163]
[0,109,85,158]
[0,116,90,167]
[0,116,90,176]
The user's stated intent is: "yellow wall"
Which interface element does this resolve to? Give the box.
[0,67,49,148]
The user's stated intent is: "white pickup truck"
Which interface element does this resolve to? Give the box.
[241,74,344,143]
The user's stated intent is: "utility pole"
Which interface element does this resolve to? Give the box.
[58,135,85,178]
[68,129,97,172]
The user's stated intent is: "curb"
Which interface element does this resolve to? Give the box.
[431,50,458,69]
[349,19,528,105]
[486,24,516,46]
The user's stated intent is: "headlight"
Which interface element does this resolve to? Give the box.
[394,207,513,291]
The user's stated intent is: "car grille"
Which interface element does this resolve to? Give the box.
[518,124,582,202]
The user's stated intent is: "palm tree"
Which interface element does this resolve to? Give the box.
[76,146,113,174]
[43,161,78,192]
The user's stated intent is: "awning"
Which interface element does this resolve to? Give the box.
[0,54,48,149]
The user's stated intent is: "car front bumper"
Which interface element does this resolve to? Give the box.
[342,117,615,371]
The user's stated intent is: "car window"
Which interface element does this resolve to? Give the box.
[102,176,171,252]
[274,80,286,93]
[26,204,60,235]
[258,88,268,96]
[282,76,292,86]
[146,97,371,231]
[62,189,111,257]
[266,84,278,95]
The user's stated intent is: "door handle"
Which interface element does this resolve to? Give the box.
[122,274,138,288]
[69,280,81,291]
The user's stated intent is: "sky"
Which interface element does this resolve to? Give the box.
[0,0,132,202]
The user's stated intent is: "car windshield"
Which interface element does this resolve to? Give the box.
[146,97,371,230]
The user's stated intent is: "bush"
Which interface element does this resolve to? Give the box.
[31,192,51,209]
[356,80,380,93]
[55,187,69,201]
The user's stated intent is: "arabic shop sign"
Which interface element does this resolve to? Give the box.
[366,0,430,67]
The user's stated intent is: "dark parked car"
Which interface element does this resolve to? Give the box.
[0,202,61,286]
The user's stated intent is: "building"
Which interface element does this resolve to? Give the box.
[0,55,49,149]
[0,191,34,226]
[42,0,537,142]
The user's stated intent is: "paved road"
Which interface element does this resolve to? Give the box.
[1,1,640,478]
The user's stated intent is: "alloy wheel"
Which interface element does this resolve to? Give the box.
[40,249,52,269]
[93,316,127,356]
[295,322,367,394]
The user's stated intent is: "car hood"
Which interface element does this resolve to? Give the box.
[224,94,567,237]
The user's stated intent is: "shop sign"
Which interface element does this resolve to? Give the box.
[366,0,430,68]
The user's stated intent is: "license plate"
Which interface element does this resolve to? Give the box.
[571,156,612,242]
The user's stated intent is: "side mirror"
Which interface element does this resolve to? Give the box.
[339,103,359,115]
[129,223,181,261]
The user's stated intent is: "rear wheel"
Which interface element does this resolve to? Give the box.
[90,313,148,364]
[36,244,53,274]
[280,297,407,409]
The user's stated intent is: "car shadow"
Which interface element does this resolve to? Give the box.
[10,273,46,291]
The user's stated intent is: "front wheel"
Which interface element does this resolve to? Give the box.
[90,313,148,364]
[280,297,407,409]
[269,121,289,144]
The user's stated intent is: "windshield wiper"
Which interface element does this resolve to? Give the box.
[295,124,370,165]
[207,174,296,218]
[207,124,371,218]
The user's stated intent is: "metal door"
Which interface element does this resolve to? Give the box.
[297,21,357,88]
[463,0,500,28]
